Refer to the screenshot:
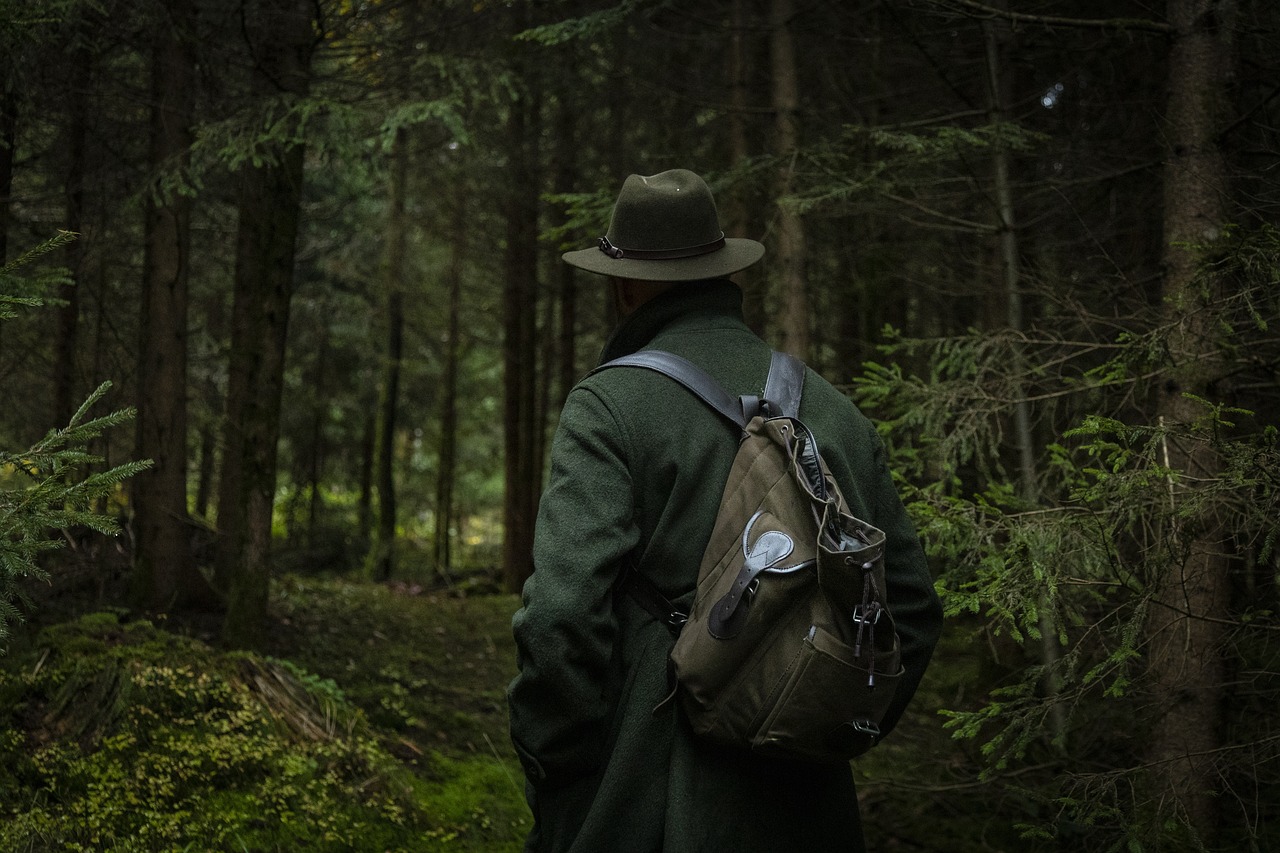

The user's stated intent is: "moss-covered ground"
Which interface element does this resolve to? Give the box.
[0,577,529,852]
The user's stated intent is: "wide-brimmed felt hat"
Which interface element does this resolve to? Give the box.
[563,169,765,282]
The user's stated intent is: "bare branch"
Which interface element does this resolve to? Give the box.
[881,192,997,233]
[927,0,1173,34]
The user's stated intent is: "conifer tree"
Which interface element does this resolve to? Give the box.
[0,234,149,651]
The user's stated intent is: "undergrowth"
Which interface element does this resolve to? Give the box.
[0,580,529,852]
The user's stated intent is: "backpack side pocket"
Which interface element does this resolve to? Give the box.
[751,625,904,762]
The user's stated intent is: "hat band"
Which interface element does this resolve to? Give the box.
[597,233,726,261]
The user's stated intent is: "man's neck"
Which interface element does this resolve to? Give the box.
[599,279,745,364]
[612,278,677,318]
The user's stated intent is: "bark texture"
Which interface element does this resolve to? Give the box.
[1145,0,1236,836]
[217,0,315,646]
[501,41,541,594]
[132,0,214,614]
[368,127,408,581]
[771,0,808,359]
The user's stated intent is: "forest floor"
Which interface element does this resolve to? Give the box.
[0,572,1016,852]
[0,575,530,852]
[264,576,523,792]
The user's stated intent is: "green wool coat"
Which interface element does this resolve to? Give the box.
[508,281,943,853]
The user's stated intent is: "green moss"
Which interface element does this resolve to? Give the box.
[266,576,520,758]
[0,598,529,853]
[411,753,529,851]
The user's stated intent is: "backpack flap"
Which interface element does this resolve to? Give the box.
[670,417,823,734]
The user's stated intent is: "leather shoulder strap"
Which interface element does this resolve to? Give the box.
[589,349,807,428]
[763,351,805,418]
[590,350,747,429]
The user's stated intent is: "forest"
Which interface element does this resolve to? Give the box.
[0,0,1277,850]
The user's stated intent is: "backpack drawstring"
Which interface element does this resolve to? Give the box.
[853,561,880,688]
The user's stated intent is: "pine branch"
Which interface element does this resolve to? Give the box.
[0,379,148,652]
[0,230,77,275]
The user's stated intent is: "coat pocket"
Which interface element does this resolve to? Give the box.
[750,625,904,762]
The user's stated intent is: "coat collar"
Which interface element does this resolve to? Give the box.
[598,279,747,364]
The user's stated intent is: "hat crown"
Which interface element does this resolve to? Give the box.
[605,169,724,252]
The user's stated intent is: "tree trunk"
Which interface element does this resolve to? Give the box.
[832,251,862,377]
[131,0,215,614]
[194,295,226,522]
[367,127,408,581]
[552,97,578,411]
[194,419,216,520]
[1144,0,1236,837]
[305,321,328,540]
[771,0,808,359]
[217,0,315,646]
[556,263,577,409]
[357,407,375,544]
[982,13,1067,746]
[501,36,541,594]
[284,313,328,546]
[727,0,765,335]
[436,184,465,578]
[535,262,556,499]
[54,38,90,428]
[0,86,15,264]
[832,4,882,378]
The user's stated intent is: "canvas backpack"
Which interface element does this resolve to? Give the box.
[592,349,905,763]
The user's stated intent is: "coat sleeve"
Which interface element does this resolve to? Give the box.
[508,385,640,789]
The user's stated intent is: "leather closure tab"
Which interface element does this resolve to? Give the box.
[708,511,797,639]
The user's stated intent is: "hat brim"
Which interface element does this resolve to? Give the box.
[562,238,765,282]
